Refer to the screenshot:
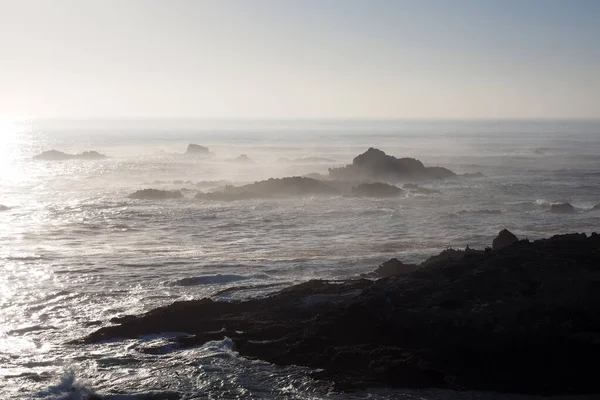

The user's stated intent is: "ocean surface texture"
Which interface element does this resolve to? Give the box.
[1,119,599,399]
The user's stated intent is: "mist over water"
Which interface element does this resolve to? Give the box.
[1,119,600,399]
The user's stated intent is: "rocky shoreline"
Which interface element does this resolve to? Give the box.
[81,231,600,396]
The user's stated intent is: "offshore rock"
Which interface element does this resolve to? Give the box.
[0,205,10,211]
[196,177,339,201]
[185,144,209,155]
[34,150,107,160]
[492,229,519,250]
[329,148,455,182]
[351,182,403,198]
[229,154,254,163]
[550,202,576,214]
[83,233,600,396]
[128,189,184,200]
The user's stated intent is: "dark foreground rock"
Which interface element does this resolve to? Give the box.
[185,144,210,155]
[329,148,455,182]
[492,228,519,250]
[34,150,107,160]
[550,202,576,214]
[82,232,600,396]
[196,177,340,201]
[351,182,403,198]
[128,189,183,200]
[370,258,419,277]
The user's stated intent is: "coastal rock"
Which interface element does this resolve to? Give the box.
[185,144,209,155]
[229,154,253,163]
[82,232,600,395]
[402,183,440,195]
[550,202,576,214]
[492,229,519,250]
[351,182,403,198]
[0,205,10,211]
[373,258,418,277]
[34,150,107,160]
[196,177,339,201]
[329,148,455,182]
[128,189,183,200]
[593,204,600,210]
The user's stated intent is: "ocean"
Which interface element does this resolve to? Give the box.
[1,119,599,399]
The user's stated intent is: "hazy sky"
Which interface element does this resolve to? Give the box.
[1,0,599,119]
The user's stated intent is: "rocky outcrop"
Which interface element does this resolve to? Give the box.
[372,258,419,277]
[185,144,209,155]
[351,182,403,198]
[402,183,440,195]
[329,148,455,182]
[33,150,107,160]
[196,177,340,201]
[128,189,183,200]
[550,202,576,214]
[82,232,600,396]
[492,229,519,250]
[229,154,253,163]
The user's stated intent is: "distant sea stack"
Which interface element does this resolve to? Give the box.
[128,189,183,200]
[229,154,254,164]
[329,148,456,182]
[185,144,210,155]
[33,150,107,161]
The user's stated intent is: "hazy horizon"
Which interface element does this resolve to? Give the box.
[1,0,599,120]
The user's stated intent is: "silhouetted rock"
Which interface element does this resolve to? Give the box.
[229,154,253,163]
[34,150,107,160]
[185,144,209,155]
[329,148,455,182]
[372,258,418,277]
[550,202,576,214]
[196,177,339,201]
[128,189,183,200]
[351,182,403,198]
[0,205,9,211]
[402,183,440,195]
[492,229,519,250]
[83,232,600,395]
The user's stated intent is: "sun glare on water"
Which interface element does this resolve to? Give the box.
[0,115,30,184]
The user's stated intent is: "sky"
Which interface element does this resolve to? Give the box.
[0,0,599,119]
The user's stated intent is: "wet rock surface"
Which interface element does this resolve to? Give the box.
[34,150,107,160]
[329,148,456,182]
[83,233,600,396]
[128,189,184,200]
[550,202,576,214]
[196,177,340,201]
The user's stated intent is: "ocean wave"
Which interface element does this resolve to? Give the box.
[455,209,503,216]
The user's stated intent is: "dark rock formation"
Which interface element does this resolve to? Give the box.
[229,154,253,163]
[550,202,576,214]
[128,189,183,200]
[492,229,519,250]
[329,148,455,182]
[82,232,600,396]
[593,204,600,210]
[372,258,419,277]
[196,177,339,201]
[0,205,10,211]
[402,183,441,195]
[33,150,107,160]
[351,182,403,198]
[185,144,209,155]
